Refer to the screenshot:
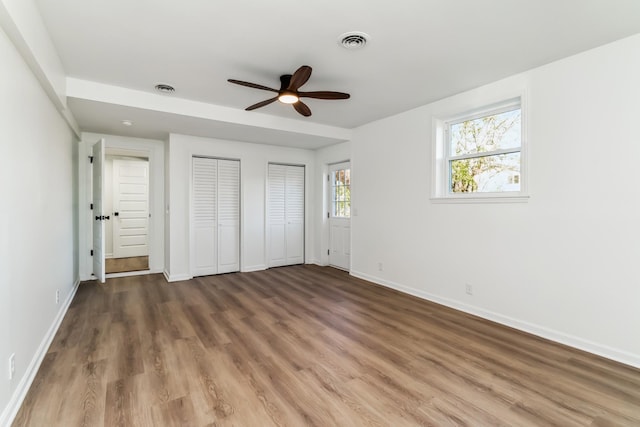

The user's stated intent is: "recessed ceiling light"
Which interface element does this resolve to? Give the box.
[121,119,133,126]
[338,31,370,49]
[155,83,175,94]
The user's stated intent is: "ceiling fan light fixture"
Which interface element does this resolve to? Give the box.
[228,65,349,117]
[278,92,299,104]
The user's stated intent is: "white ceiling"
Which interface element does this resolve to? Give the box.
[36,0,640,147]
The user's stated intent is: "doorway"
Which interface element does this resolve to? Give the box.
[104,153,149,273]
[84,137,163,283]
[328,161,351,270]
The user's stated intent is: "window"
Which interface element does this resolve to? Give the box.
[433,97,527,202]
[331,166,351,217]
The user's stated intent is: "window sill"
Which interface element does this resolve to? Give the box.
[430,194,529,204]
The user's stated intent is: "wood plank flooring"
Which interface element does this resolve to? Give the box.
[13,265,640,426]
[105,256,149,274]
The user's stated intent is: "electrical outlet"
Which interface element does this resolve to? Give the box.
[377,262,383,271]
[56,289,60,304]
[9,353,15,380]
[465,283,473,295]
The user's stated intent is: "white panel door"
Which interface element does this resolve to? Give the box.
[92,139,106,283]
[328,161,351,270]
[268,164,304,267]
[112,159,149,258]
[192,157,240,277]
[217,159,240,273]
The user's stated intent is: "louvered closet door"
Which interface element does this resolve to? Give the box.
[192,157,240,277]
[268,164,304,267]
[193,157,218,276]
[217,159,240,273]
[268,164,287,267]
[285,165,305,264]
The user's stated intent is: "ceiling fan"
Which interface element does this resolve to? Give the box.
[228,65,350,117]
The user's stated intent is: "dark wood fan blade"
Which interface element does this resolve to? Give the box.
[287,66,312,91]
[228,79,278,93]
[293,100,312,117]
[246,96,278,110]
[298,91,350,100]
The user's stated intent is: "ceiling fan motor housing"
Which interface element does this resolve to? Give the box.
[279,74,293,90]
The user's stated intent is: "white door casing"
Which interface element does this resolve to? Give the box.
[328,161,351,270]
[112,159,149,258]
[192,157,240,277]
[268,164,304,267]
[78,138,164,282]
[92,139,106,283]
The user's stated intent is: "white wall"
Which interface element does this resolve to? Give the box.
[350,34,640,368]
[0,23,76,425]
[166,133,316,280]
[313,141,351,266]
[78,133,164,279]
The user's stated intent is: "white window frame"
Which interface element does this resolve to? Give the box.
[432,96,529,203]
[329,162,351,218]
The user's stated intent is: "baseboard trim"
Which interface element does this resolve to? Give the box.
[106,270,151,279]
[350,270,640,369]
[0,279,80,427]
[164,271,192,282]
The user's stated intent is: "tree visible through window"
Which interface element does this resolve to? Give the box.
[448,106,521,193]
[332,168,351,217]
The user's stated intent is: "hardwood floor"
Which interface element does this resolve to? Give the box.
[105,256,149,274]
[13,265,640,426]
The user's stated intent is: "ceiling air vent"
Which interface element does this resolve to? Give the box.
[339,32,369,49]
[155,83,175,94]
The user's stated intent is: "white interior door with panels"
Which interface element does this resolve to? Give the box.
[268,164,305,267]
[192,157,240,277]
[328,161,351,270]
[112,159,149,258]
[92,138,106,283]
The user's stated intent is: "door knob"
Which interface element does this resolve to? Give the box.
[114,212,119,216]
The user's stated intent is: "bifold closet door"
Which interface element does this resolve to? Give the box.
[192,157,239,277]
[268,164,304,267]
[216,159,240,273]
